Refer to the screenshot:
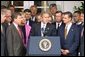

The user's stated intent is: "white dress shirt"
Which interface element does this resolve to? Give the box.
[76,22,82,25]
[31,16,35,21]
[56,22,62,29]
[13,22,19,30]
[41,22,47,36]
[26,20,29,25]
[41,22,47,30]
[8,23,11,25]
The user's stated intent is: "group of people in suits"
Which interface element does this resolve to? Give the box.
[29,10,84,56]
[1,4,84,56]
[60,12,79,56]
[31,12,57,36]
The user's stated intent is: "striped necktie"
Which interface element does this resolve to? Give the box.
[64,26,67,39]
[18,27,25,46]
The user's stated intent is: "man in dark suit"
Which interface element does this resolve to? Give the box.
[52,11,65,36]
[6,12,26,56]
[31,12,56,36]
[73,11,84,55]
[23,9,35,27]
[60,12,79,56]
[73,11,83,33]
[80,12,84,56]
[1,9,7,56]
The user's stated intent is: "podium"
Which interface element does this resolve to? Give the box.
[27,36,61,56]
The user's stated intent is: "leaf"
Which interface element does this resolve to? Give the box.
[73,2,84,12]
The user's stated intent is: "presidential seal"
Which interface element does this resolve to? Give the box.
[39,39,52,51]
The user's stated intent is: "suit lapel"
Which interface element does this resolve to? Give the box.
[12,24,23,40]
[45,23,50,30]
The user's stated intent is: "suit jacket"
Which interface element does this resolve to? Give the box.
[1,25,5,56]
[75,22,83,33]
[28,19,35,27]
[52,22,65,36]
[75,23,84,52]
[59,23,80,56]
[30,22,56,36]
[2,22,11,33]
[6,24,26,56]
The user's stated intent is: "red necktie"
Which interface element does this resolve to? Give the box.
[17,27,24,45]
[17,27,22,37]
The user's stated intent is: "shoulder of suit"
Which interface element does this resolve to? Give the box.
[47,23,55,28]
[71,23,79,29]
[32,22,40,27]
[7,24,15,30]
[72,23,78,26]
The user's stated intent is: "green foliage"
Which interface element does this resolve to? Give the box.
[74,2,84,12]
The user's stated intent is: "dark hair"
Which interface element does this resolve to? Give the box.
[74,11,81,15]
[81,11,84,14]
[1,5,7,9]
[24,9,31,13]
[49,3,57,10]
[12,12,22,19]
[63,11,73,19]
[50,4,57,8]
[55,11,62,14]
[9,5,15,8]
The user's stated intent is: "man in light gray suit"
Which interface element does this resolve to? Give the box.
[6,12,26,56]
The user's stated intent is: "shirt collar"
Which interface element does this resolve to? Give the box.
[65,22,72,29]
[13,22,18,30]
[41,22,47,28]
[56,22,62,27]
[76,22,82,25]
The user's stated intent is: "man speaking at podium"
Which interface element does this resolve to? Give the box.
[30,12,56,36]
[27,12,61,56]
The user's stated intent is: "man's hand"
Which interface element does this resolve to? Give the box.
[65,50,70,54]
[61,49,64,53]
[61,49,70,56]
